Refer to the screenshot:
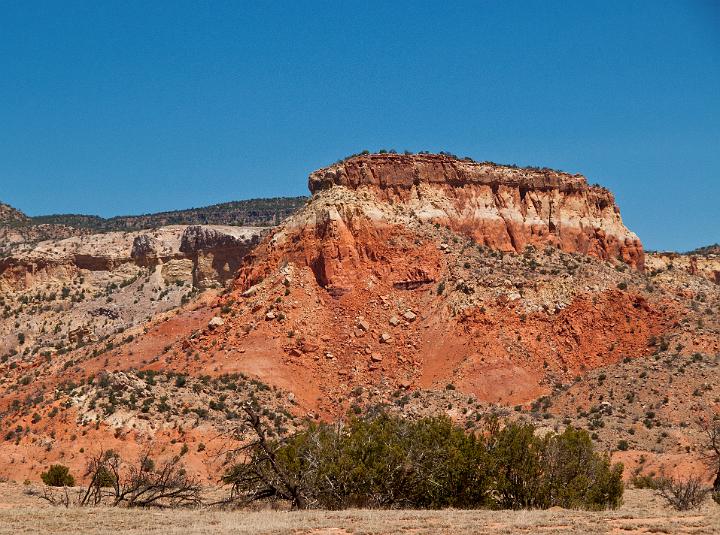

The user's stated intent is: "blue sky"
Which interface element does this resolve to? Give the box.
[0,1,717,251]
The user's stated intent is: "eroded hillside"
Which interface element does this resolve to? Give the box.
[0,153,717,484]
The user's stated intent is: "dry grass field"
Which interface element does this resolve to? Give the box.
[0,484,718,534]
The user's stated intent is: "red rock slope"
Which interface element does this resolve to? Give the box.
[177,154,670,415]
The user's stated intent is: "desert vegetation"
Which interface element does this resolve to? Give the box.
[33,407,624,512]
[223,407,623,511]
[28,197,307,232]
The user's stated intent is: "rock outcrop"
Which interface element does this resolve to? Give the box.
[1,156,718,487]
[309,154,644,270]
[179,225,267,287]
[1,225,266,292]
[209,152,704,415]
[646,251,720,285]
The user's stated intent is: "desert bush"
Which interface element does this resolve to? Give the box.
[487,423,623,510]
[631,474,664,490]
[40,464,75,487]
[223,408,623,511]
[657,475,710,510]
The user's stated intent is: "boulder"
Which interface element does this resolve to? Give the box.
[208,316,225,329]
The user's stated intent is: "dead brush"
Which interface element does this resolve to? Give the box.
[656,475,711,511]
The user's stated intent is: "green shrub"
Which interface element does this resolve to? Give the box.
[486,423,622,510]
[95,466,117,488]
[631,474,664,490]
[223,411,623,511]
[40,464,75,487]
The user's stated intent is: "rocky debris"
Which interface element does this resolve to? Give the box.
[242,284,259,297]
[208,316,225,329]
[370,353,383,362]
[0,202,29,225]
[403,310,417,322]
[68,326,92,344]
[389,316,400,327]
[646,251,720,285]
[598,401,613,415]
[89,307,120,320]
[380,333,393,344]
[300,340,320,353]
[265,311,276,320]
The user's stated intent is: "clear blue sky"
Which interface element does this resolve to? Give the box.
[0,1,718,251]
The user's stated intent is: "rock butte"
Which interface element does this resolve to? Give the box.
[0,153,718,486]
[308,153,644,270]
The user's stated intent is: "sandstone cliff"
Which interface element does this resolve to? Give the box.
[1,225,266,292]
[179,225,267,287]
[308,154,644,270]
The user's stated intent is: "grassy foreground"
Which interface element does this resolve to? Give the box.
[0,484,718,534]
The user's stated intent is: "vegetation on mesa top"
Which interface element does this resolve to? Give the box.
[334,149,579,177]
[686,243,720,256]
[1,197,308,232]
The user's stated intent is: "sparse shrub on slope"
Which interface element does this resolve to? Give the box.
[223,408,623,511]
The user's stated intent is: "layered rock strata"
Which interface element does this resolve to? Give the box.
[0,225,266,292]
[308,154,644,270]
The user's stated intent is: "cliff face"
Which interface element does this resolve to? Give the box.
[3,157,719,486]
[309,154,644,270]
[1,225,266,292]
[179,225,267,287]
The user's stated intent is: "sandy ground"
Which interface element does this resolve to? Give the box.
[0,484,717,534]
